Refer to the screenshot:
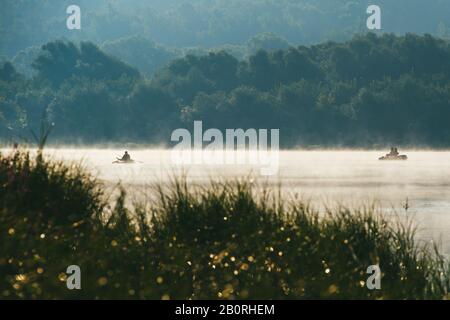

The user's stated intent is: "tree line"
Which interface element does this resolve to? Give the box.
[1,33,450,147]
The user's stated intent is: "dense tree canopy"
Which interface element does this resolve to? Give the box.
[1,33,450,147]
[33,41,140,86]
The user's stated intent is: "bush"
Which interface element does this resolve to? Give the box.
[0,151,104,225]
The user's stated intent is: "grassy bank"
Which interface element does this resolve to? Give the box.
[0,150,449,299]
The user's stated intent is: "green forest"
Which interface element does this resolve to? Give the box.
[4,1,450,77]
[2,33,450,147]
[3,0,450,58]
[2,1,450,147]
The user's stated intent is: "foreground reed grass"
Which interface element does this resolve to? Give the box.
[0,151,449,299]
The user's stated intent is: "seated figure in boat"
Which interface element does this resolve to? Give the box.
[389,147,399,157]
[119,151,131,161]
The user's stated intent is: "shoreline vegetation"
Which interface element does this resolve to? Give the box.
[1,150,449,299]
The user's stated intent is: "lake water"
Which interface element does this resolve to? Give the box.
[13,148,450,256]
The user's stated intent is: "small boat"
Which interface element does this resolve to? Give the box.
[112,158,136,164]
[379,148,407,161]
[379,154,408,161]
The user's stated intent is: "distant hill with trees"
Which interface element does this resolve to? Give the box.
[3,0,450,77]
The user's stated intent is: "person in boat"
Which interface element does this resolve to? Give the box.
[389,147,399,156]
[119,151,131,161]
[380,147,407,160]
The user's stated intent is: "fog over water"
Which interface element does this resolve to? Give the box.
[23,148,450,256]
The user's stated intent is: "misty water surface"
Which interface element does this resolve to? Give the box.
[19,149,450,255]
